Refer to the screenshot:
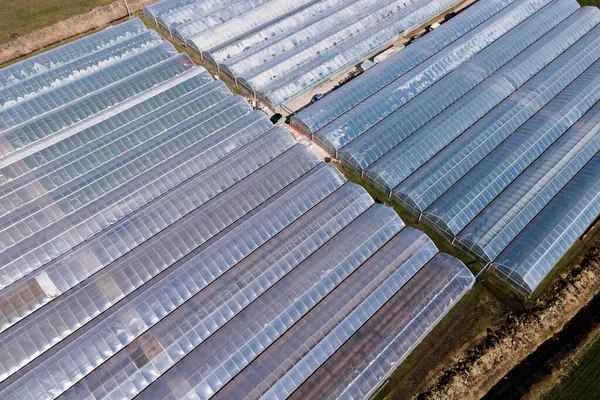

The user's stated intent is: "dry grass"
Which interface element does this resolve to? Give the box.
[0,0,115,45]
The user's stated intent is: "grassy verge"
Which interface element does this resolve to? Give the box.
[336,165,476,265]
[0,0,114,45]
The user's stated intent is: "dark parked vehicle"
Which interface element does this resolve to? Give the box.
[270,113,283,124]
[445,11,457,21]
[406,33,421,45]
[311,93,324,103]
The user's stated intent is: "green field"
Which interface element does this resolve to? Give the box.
[0,0,114,45]
[579,0,600,7]
[544,332,600,400]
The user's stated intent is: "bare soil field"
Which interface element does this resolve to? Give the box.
[484,295,600,400]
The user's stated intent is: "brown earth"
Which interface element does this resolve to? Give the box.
[0,0,156,66]
[418,246,600,400]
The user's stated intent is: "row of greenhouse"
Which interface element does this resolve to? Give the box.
[292,0,600,295]
[144,0,463,109]
[0,18,473,400]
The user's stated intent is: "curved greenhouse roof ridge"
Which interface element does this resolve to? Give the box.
[292,0,600,296]
[144,0,464,109]
[0,17,474,400]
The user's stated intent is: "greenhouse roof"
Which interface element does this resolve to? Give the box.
[293,0,600,296]
[144,0,463,109]
[0,18,474,400]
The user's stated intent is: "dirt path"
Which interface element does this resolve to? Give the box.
[484,294,600,399]
[0,0,156,66]
[417,246,600,400]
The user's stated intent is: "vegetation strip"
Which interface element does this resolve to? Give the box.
[417,245,600,399]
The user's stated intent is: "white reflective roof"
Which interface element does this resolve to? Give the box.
[292,0,600,296]
[0,17,474,400]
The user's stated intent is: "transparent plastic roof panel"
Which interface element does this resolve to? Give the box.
[219,0,383,78]
[0,42,180,133]
[0,79,232,217]
[494,150,600,296]
[456,100,600,262]
[135,204,405,400]
[0,54,199,162]
[0,94,257,289]
[145,0,465,110]
[210,0,350,65]
[0,30,163,110]
[1,162,345,400]
[215,228,440,399]
[238,0,437,91]
[187,0,319,49]
[423,58,600,239]
[257,0,462,108]
[0,126,298,336]
[319,253,475,400]
[342,0,578,173]
[0,16,476,400]
[62,182,376,400]
[0,19,147,89]
[144,0,202,24]
[310,0,555,156]
[159,0,266,31]
[286,0,600,295]
[291,0,518,137]
[172,0,282,41]
[393,23,600,215]
[363,8,600,193]
[0,71,214,182]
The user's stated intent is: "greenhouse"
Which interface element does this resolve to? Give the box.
[0,18,474,400]
[144,0,463,109]
[292,0,600,295]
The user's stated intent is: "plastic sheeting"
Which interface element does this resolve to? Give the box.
[424,59,600,238]
[0,19,147,89]
[146,0,463,109]
[291,0,517,137]
[393,24,600,214]
[259,0,462,108]
[456,100,600,261]
[494,152,600,295]
[342,0,577,171]
[308,0,554,154]
[321,253,474,400]
[291,0,600,296]
[0,17,474,400]
[364,8,600,191]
